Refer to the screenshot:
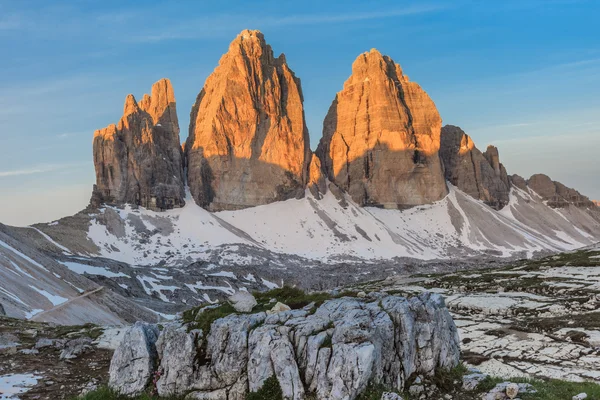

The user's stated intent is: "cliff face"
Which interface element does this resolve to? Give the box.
[439,125,510,209]
[185,30,311,211]
[316,49,448,208]
[528,174,596,208]
[91,78,185,210]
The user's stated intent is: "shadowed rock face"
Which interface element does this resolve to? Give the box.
[528,173,596,208]
[316,49,448,208]
[440,125,510,210]
[185,29,311,211]
[91,78,185,210]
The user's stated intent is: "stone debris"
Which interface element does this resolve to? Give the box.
[108,293,460,399]
[60,337,93,360]
[573,393,588,400]
[381,392,404,400]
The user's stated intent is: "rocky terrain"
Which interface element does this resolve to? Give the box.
[353,244,600,384]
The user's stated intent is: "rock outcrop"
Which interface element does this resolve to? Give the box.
[510,174,528,192]
[186,30,311,211]
[91,79,185,210]
[528,174,596,208]
[316,49,448,208]
[109,293,460,399]
[439,125,510,209]
[109,322,160,396]
[307,154,327,199]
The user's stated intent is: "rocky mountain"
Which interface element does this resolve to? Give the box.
[2,29,600,327]
[185,30,311,211]
[526,173,597,208]
[316,49,448,208]
[439,125,510,209]
[91,78,185,211]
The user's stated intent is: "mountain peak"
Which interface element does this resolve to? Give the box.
[185,30,311,211]
[317,51,446,208]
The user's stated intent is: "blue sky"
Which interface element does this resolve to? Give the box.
[0,0,599,226]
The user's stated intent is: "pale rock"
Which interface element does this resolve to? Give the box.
[109,322,160,396]
[108,293,459,399]
[228,291,258,313]
[462,372,487,390]
[267,302,291,314]
[528,174,596,208]
[573,393,588,400]
[186,30,311,211]
[505,382,519,399]
[155,325,201,396]
[381,392,404,400]
[317,49,448,208]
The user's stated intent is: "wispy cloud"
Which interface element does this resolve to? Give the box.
[0,163,87,178]
[130,4,448,43]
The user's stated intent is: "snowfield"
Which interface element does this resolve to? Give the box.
[82,185,600,266]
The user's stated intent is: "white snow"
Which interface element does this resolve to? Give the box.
[28,285,68,306]
[0,373,40,399]
[136,275,179,303]
[24,309,43,319]
[6,260,34,279]
[261,278,280,289]
[28,227,72,254]
[208,271,237,279]
[80,185,600,266]
[59,261,129,278]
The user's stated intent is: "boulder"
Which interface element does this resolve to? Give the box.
[381,393,404,400]
[505,382,519,399]
[186,29,311,211]
[316,49,448,208]
[439,125,510,209]
[91,78,185,210]
[112,293,460,400]
[0,302,5,316]
[510,174,528,192]
[109,322,160,396]
[228,291,258,313]
[267,302,291,314]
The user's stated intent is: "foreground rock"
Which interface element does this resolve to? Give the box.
[439,125,510,209]
[109,293,460,399]
[316,49,448,208]
[108,322,160,396]
[91,78,185,210]
[186,29,311,211]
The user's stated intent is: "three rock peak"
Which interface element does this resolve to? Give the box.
[91,29,596,213]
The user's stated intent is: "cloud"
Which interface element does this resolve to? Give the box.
[129,4,447,43]
[0,163,87,178]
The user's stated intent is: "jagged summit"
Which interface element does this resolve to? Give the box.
[91,78,185,211]
[185,29,311,211]
[316,49,448,208]
[439,125,510,210]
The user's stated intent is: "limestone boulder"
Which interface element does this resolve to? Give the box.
[92,79,185,210]
[109,322,160,396]
[316,49,448,208]
[439,125,510,209]
[186,30,311,211]
[112,293,460,400]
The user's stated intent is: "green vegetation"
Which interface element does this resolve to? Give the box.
[74,386,184,400]
[355,384,401,400]
[182,286,359,334]
[246,376,284,400]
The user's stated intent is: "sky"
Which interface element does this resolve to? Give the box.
[0,0,599,226]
